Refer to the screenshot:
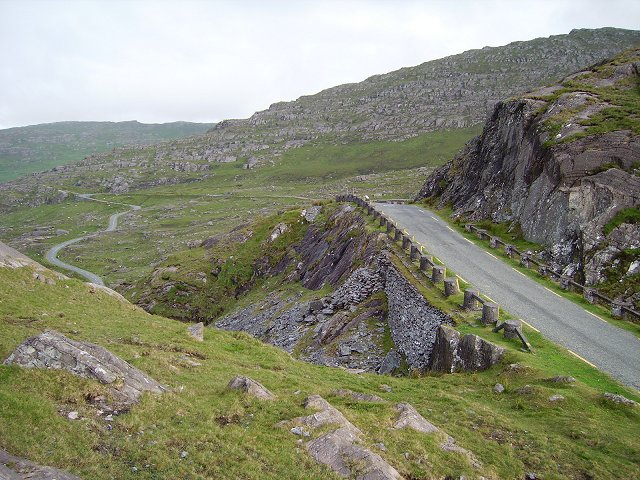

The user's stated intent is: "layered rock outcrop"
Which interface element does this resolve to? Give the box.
[4,330,167,406]
[417,49,640,303]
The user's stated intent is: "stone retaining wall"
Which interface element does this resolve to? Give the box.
[381,258,452,370]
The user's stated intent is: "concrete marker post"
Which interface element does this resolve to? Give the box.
[482,302,499,325]
[503,319,522,339]
[431,266,445,283]
[443,277,460,297]
[463,289,480,310]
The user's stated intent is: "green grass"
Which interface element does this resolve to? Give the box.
[604,207,640,235]
[539,48,640,147]
[1,259,639,479]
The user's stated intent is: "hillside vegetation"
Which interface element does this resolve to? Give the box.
[0,120,214,183]
[0,242,639,479]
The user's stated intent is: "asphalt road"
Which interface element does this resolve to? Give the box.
[45,193,140,286]
[378,203,640,390]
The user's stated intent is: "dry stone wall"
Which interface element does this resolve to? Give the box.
[381,258,453,370]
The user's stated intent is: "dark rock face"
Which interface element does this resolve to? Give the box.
[218,252,453,373]
[4,331,167,406]
[0,449,82,480]
[428,325,504,373]
[296,205,378,290]
[417,52,640,294]
[383,261,453,370]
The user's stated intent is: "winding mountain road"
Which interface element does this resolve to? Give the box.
[45,193,140,286]
[378,202,640,390]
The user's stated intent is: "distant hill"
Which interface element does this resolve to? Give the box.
[0,120,215,182]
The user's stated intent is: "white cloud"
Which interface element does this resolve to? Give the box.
[0,0,638,128]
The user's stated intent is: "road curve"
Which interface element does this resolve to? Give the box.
[378,203,640,390]
[45,194,140,286]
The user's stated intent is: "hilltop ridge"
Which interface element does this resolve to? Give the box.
[1,27,638,204]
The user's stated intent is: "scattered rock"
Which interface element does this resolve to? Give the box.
[4,330,167,407]
[516,385,535,395]
[332,389,385,403]
[493,383,505,394]
[301,206,322,222]
[0,449,81,480]
[67,411,79,420]
[379,384,392,393]
[603,392,637,406]
[393,402,439,433]
[373,443,387,452]
[227,376,276,400]
[377,350,401,375]
[186,322,204,342]
[180,451,188,459]
[290,426,310,437]
[269,223,289,242]
[547,375,576,384]
[549,394,565,402]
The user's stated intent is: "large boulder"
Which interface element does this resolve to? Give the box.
[227,375,276,400]
[3,331,167,406]
[393,402,481,468]
[428,325,504,373]
[307,427,403,480]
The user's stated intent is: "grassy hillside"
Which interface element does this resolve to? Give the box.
[0,259,638,479]
[0,127,478,289]
[0,121,214,183]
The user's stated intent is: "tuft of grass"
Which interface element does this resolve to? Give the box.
[604,207,640,235]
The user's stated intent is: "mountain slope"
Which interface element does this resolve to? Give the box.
[0,120,214,183]
[1,27,638,203]
[416,47,640,306]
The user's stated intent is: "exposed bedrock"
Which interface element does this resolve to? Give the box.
[4,330,167,406]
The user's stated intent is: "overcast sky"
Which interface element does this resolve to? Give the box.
[1,0,638,129]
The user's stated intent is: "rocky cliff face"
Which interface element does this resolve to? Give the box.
[2,28,639,205]
[417,48,640,303]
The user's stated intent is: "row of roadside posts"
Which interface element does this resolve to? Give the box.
[336,193,533,351]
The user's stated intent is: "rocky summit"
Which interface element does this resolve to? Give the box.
[417,48,640,307]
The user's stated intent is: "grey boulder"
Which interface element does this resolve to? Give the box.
[3,331,166,406]
[227,375,276,400]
